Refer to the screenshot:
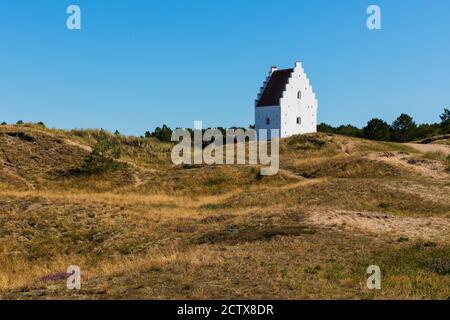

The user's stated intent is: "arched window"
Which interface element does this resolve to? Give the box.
[297,90,302,100]
[296,117,301,125]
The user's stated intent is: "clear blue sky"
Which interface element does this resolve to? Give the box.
[1,0,449,135]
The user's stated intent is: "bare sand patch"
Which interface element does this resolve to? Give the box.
[306,209,450,243]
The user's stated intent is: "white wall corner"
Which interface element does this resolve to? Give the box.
[294,61,302,70]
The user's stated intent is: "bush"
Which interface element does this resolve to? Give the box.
[391,114,417,142]
[335,124,362,137]
[318,110,448,143]
[151,125,173,142]
[363,118,391,141]
[16,120,24,125]
[317,123,335,134]
[427,258,450,275]
[81,129,121,174]
[415,123,441,140]
[440,108,450,133]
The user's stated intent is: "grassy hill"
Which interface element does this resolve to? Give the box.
[0,124,449,299]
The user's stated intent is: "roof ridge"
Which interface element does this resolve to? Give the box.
[256,68,294,107]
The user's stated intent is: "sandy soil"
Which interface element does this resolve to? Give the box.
[405,143,450,155]
[366,151,448,179]
[306,209,450,243]
[63,139,92,152]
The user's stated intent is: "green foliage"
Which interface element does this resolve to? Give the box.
[334,124,362,137]
[391,113,417,142]
[378,202,390,209]
[151,125,173,142]
[319,109,449,142]
[81,129,121,174]
[415,123,441,139]
[440,108,450,133]
[1,122,6,125]
[318,123,363,138]
[317,122,335,133]
[143,109,449,145]
[16,120,24,125]
[304,265,321,274]
[363,118,391,141]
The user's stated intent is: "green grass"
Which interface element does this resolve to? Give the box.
[356,242,450,299]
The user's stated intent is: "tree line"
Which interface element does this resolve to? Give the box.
[4,108,449,144]
[144,125,253,143]
[318,109,450,142]
[146,109,450,144]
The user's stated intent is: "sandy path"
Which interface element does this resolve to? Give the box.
[63,138,92,152]
[405,143,450,155]
[306,210,450,243]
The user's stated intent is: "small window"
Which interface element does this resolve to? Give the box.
[297,117,301,125]
[266,118,270,125]
[297,90,302,100]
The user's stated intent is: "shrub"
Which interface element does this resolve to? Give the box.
[304,265,321,274]
[415,123,441,140]
[440,108,450,133]
[81,129,121,174]
[427,258,450,275]
[150,125,173,142]
[16,120,24,125]
[363,118,391,141]
[317,122,335,134]
[335,124,362,137]
[378,202,390,209]
[391,114,417,142]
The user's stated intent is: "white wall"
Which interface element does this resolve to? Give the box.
[279,62,318,138]
[255,106,280,140]
[255,62,318,140]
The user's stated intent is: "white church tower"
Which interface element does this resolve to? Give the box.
[255,62,318,139]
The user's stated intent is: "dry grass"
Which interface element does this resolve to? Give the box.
[0,125,449,299]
